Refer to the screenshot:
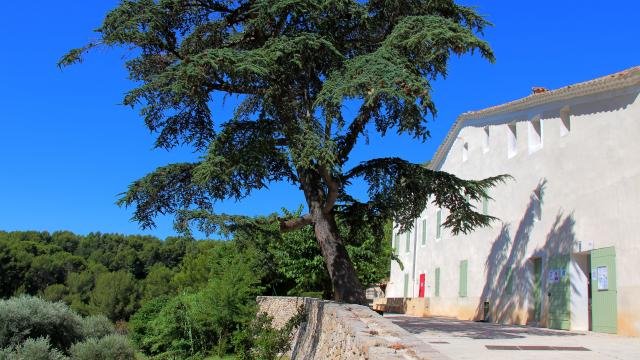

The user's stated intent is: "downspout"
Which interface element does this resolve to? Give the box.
[411,217,418,298]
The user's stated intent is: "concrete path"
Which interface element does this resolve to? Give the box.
[387,315,640,360]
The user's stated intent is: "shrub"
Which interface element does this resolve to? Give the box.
[0,296,83,351]
[80,315,115,339]
[233,307,305,360]
[0,337,67,360]
[69,334,135,360]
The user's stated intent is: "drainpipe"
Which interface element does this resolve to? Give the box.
[412,217,418,298]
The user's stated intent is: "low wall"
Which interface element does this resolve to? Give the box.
[257,296,448,360]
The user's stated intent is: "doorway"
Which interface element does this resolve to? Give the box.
[590,247,617,333]
[418,273,426,298]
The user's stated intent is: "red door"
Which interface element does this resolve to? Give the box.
[419,273,426,298]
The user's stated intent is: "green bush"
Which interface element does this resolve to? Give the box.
[0,296,83,351]
[130,248,263,359]
[80,315,115,339]
[0,337,67,360]
[233,307,305,360]
[69,334,135,360]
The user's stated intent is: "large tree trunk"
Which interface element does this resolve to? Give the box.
[311,209,366,304]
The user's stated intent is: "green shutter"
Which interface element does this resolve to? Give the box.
[394,233,399,254]
[482,195,488,215]
[435,267,440,297]
[405,232,411,252]
[421,219,427,245]
[459,260,468,297]
[436,210,442,239]
[403,273,409,298]
[505,268,513,294]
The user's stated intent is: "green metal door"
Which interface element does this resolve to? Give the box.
[548,255,570,330]
[533,258,542,321]
[591,247,617,334]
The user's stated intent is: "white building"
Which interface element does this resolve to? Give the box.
[386,66,640,336]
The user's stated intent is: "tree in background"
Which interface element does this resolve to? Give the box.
[90,271,139,321]
[61,0,506,303]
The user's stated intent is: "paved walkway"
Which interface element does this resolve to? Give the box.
[387,315,640,360]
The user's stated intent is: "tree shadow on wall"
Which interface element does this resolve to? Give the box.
[474,181,545,326]
[472,180,581,335]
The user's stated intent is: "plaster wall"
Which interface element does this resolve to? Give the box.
[387,85,640,336]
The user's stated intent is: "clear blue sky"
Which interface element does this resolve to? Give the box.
[0,1,638,239]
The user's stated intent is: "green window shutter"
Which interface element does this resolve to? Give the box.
[403,273,409,298]
[459,260,468,297]
[505,268,513,294]
[482,195,488,215]
[394,233,399,254]
[405,232,411,252]
[421,219,427,245]
[436,210,442,239]
[435,267,440,297]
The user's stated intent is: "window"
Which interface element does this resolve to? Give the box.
[435,267,441,297]
[507,123,517,158]
[403,273,410,298]
[459,260,468,297]
[421,219,427,246]
[505,268,514,294]
[394,232,399,254]
[528,116,543,153]
[436,210,442,240]
[533,188,542,221]
[462,142,469,162]
[482,126,490,153]
[482,195,489,215]
[560,107,571,136]
[405,231,411,253]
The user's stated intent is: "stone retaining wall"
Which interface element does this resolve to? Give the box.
[257,296,448,360]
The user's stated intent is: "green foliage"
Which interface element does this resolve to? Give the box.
[0,296,83,351]
[80,315,115,340]
[233,308,305,360]
[0,337,67,360]
[129,248,262,359]
[90,271,140,321]
[69,335,136,360]
[43,284,69,303]
[61,0,502,237]
[141,264,176,304]
[127,296,169,354]
[61,0,505,302]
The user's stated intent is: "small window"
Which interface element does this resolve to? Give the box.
[436,210,442,240]
[505,268,514,294]
[421,219,427,246]
[507,123,517,158]
[528,116,543,153]
[533,188,542,221]
[560,107,571,136]
[403,273,410,298]
[482,126,490,153]
[393,233,399,254]
[482,195,489,215]
[405,231,411,253]
[459,260,468,297]
[462,142,469,162]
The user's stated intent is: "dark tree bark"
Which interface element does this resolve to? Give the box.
[312,207,366,304]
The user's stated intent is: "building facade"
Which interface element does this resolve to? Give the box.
[386,66,640,336]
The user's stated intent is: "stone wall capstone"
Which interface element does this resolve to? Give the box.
[256,296,449,360]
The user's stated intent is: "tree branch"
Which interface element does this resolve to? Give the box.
[319,165,340,214]
[279,214,313,232]
[337,103,375,164]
